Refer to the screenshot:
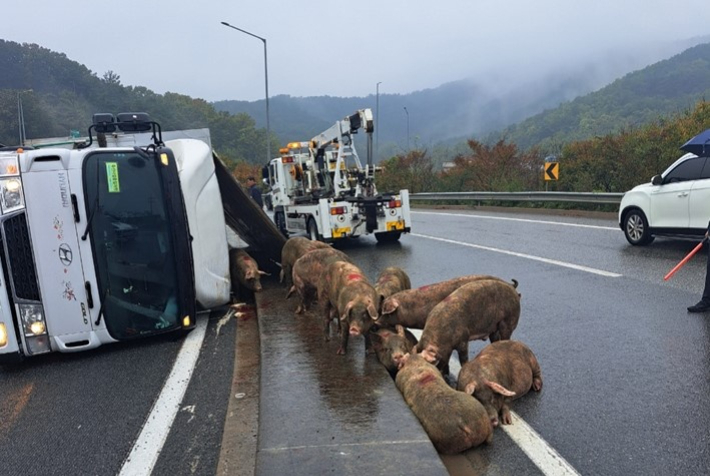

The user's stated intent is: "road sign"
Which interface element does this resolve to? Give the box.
[544,162,559,181]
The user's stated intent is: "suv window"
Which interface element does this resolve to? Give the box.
[701,159,710,179]
[664,157,707,183]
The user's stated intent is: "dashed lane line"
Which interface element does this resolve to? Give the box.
[118,317,208,476]
[412,210,619,231]
[412,233,622,278]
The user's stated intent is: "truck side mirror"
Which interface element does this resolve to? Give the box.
[651,174,663,185]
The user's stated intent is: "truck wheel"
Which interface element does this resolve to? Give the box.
[307,218,319,241]
[274,211,288,237]
[375,232,401,244]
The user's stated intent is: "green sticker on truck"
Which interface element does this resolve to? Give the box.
[106,162,120,193]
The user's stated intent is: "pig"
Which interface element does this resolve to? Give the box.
[395,350,493,454]
[287,247,352,314]
[279,236,330,285]
[379,275,518,329]
[374,267,411,308]
[416,279,521,372]
[457,340,542,427]
[370,324,418,375]
[229,248,268,293]
[319,260,379,355]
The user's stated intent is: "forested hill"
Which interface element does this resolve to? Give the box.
[0,40,276,168]
[493,42,710,153]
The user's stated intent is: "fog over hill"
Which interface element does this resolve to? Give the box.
[215,35,710,160]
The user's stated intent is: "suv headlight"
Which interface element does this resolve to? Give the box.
[0,177,24,213]
[19,303,47,336]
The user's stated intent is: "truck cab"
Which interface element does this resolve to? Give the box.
[0,113,196,361]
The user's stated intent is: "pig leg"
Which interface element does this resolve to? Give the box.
[364,333,375,355]
[500,403,513,425]
[492,317,517,342]
[337,319,350,355]
[455,341,469,366]
[322,301,334,341]
[531,356,543,391]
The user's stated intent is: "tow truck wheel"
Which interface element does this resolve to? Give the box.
[274,211,288,237]
[307,218,320,241]
[375,231,401,243]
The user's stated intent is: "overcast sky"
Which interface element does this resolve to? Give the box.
[3,0,708,102]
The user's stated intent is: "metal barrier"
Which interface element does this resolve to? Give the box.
[409,191,623,205]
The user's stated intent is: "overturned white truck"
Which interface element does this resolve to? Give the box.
[0,113,284,362]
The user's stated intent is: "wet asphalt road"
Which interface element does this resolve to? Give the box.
[2,207,710,475]
[343,208,710,476]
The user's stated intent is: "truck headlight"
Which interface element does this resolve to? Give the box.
[0,323,8,347]
[18,303,47,337]
[0,178,24,213]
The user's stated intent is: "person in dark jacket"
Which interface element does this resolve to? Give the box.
[246,176,264,208]
[688,225,710,313]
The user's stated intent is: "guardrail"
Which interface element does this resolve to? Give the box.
[409,191,624,205]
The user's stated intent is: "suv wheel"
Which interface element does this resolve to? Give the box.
[623,209,654,246]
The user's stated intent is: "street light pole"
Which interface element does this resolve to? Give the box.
[376,81,381,160]
[221,21,271,163]
[403,106,409,151]
[17,90,32,146]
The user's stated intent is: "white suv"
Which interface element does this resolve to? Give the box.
[619,152,710,245]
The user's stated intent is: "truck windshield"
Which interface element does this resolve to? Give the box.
[83,150,181,339]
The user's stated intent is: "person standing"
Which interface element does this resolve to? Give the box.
[246,176,264,209]
[688,225,710,313]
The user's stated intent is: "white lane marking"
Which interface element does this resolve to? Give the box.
[410,329,580,476]
[502,412,581,476]
[413,210,619,231]
[412,233,622,278]
[119,318,208,476]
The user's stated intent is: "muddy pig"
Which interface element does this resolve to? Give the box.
[416,279,521,371]
[287,247,352,314]
[229,248,268,293]
[280,236,330,285]
[374,267,411,308]
[370,324,418,375]
[395,350,492,454]
[319,260,379,355]
[457,340,542,427]
[380,275,518,329]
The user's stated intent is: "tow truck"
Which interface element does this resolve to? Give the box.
[263,108,411,243]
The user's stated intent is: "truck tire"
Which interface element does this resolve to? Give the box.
[274,211,288,238]
[375,231,401,244]
[307,218,320,241]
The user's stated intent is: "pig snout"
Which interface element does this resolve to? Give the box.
[392,351,405,366]
[349,325,362,336]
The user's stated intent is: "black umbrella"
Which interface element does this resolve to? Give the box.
[680,128,710,156]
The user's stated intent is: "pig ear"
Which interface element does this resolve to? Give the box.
[258,270,270,276]
[381,298,399,315]
[395,325,406,337]
[484,380,516,397]
[340,301,354,321]
[465,382,476,396]
[367,301,379,321]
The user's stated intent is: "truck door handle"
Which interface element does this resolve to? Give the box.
[678,192,689,197]
[85,281,94,308]
[71,194,80,222]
